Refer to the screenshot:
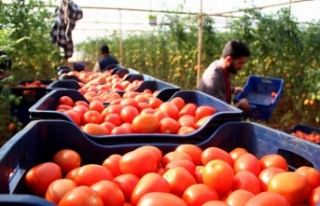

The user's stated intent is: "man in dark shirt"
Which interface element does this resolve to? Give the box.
[93,45,119,72]
[198,40,251,111]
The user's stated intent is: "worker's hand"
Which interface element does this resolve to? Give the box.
[234,98,251,112]
[233,86,243,95]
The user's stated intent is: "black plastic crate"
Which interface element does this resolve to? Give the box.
[46,80,80,91]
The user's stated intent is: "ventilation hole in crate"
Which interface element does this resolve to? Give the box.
[277,149,313,171]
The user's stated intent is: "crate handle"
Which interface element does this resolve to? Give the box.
[261,78,273,84]
[8,163,26,194]
[277,148,315,170]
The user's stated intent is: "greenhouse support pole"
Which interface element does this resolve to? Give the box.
[119,9,123,65]
[196,0,203,89]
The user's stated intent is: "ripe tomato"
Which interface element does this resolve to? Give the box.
[119,149,158,177]
[229,147,248,162]
[105,113,123,126]
[149,97,163,109]
[170,97,186,110]
[101,104,124,118]
[178,115,196,128]
[201,147,233,167]
[159,117,180,134]
[120,98,139,109]
[195,105,217,121]
[182,184,219,206]
[83,110,103,124]
[131,173,170,205]
[65,167,80,181]
[91,180,125,206]
[175,144,203,166]
[139,107,155,115]
[309,186,320,206]
[165,159,196,176]
[162,151,193,167]
[111,126,131,134]
[45,179,77,204]
[179,103,198,117]
[268,171,310,205]
[137,192,187,206]
[233,153,261,176]
[58,186,104,206]
[113,174,140,202]
[120,105,139,123]
[89,100,105,113]
[258,167,285,191]
[83,123,109,136]
[73,104,89,116]
[225,189,254,206]
[102,154,122,177]
[100,121,116,132]
[260,154,288,171]
[56,104,73,111]
[52,149,81,174]
[163,167,196,197]
[232,171,261,195]
[64,110,82,126]
[158,102,180,120]
[25,162,62,196]
[201,200,229,206]
[132,114,159,133]
[74,164,113,186]
[178,126,196,135]
[245,191,290,206]
[202,160,234,196]
[195,166,204,183]
[75,100,89,107]
[295,166,320,190]
[58,96,74,107]
[195,116,211,129]
[154,110,169,122]
[135,146,163,165]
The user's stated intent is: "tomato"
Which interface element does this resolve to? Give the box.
[83,123,109,136]
[195,116,211,129]
[52,149,81,174]
[132,114,159,133]
[75,100,89,107]
[73,104,88,116]
[154,110,169,122]
[229,147,248,162]
[268,171,310,205]
[100,121,116,132]
[201,147,233,167]
[137,192,187,206]
[89,100,105,113]
[158,102,180,120]
[101,104,124,117]
[201,200,229,206]
[56,104,73,111]
[260,154,288,171]
[45,179,77,204]
[163,167,196,197]
[120,98,139,109]
[178,126,196,135]
[232,171,261,194]
[295,166,320,190]
[111,126,131,134]
[58,96,74,107]
[165,159,196,176]
[113,174,140,202]
[175,144,203,166]
[64,110,82,126]
[195,105,217,121]
[134,94,150,103]
[131,173,170,205]
[120,105,140,123]
[74,164,113,186]
[83,110,103,124]
[159,117,180,134]
[309,186,320,206]
[102,154,122,177]
[149,97,163,109]
[65,167,80,181]
[182,184,219,206]
[245,191,290,206]
[233,153,261,176]
[58,186,104,206]
[258,167,285,191]
[202,160,234,196]
[25,162,62,196]
[139,107,155,115]
[195,166,204,183]
[119,149,158,177]
[178,115,196,128]
[170,97,186,110]
[91,180,125,206]
[162,151,193,167]
[135,146,163,165]
[105,113,123,126]
[225,189,254,206]
[179,103,198,117]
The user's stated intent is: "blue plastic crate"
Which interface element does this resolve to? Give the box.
[233,75,284,120]
[30,90,242,144]
[0,120,319,205]
[46,80,80,91]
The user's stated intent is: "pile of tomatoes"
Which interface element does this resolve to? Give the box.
[25,144,320,206]
[56,93,217,136]
[291,130,320,144]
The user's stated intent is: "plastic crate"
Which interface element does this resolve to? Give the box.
[46,80,80,91]
[0,120,319,205]
[233,75,284,120]
[30,90,242,144]
[127,68,140,75]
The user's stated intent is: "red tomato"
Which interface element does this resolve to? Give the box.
[229,147,248,162]
[25,162,62,196]
[159,117,180,134]
[232,171,261,195]
[258,167,285,191]
[52,149,81,174]
[83,123,109,136]
[120,105,139,123]
[139,107,155,115]
[131,173,170,205]
[111,126,131,134]
[120,98,139,109]
[202,160,234,196]
[182,184,219,206]
[195,116,211,129]
[101,104,124,117]
[178,126,196,135]
[201,200,229,206]
[89,100,105,113]
[260,154,288,171]
[102,154,122,177]
[154,110,169,122]
[64,110,82,126]
[178,115,196,128]
[74,164,113,186]
[309,186,320,206]
[83,110,103,124]
[65,167,80,181]
[58,186,104,206]
[56,104,73,111]
[225,189,254,206]
[137,192,187,206]
[175,144,203,166]
[132,114,159,133]
[195,105,217,122]
[163,167,196,197]
[45,179,77,204]
[119,149,158,177]
[245,191,290,206]
[73,104,88,116]
[295,166,320,190]
[170,97,186,110]
[91,180,125,206]
[201,147,233,167]
[75,100,89,107]
[158,102,180,120]
[233,153,261,176]
[165,159,196,176]
[58,96,74,107]
[100,121,116,132]
[195,166,204,183]
[179,103,198,117]
[162,151,193,167]
[105,113,123,126]
[135,146,163,166]
[149,97,163,109]
[113,174,140,202]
